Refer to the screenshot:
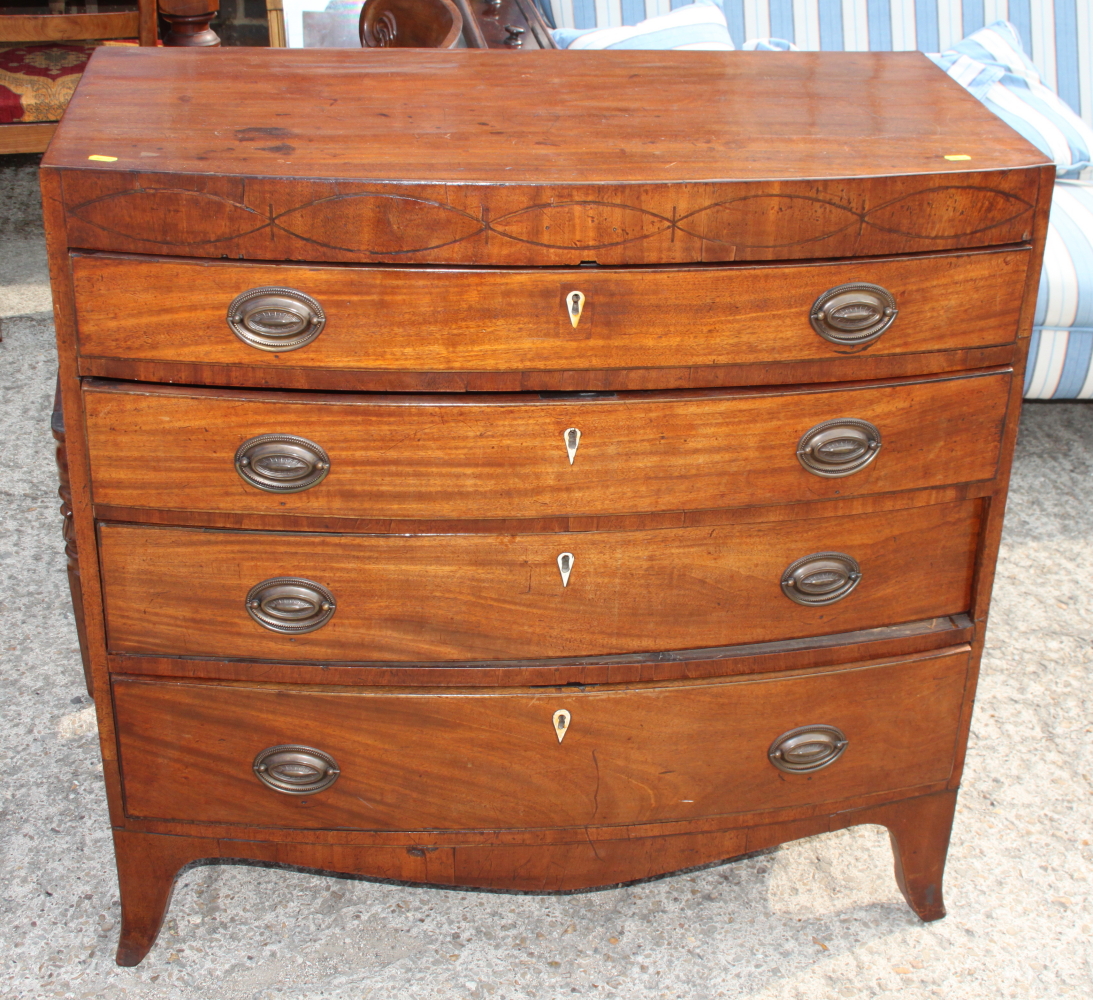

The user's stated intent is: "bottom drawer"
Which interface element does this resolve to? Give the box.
[115,647,968,831]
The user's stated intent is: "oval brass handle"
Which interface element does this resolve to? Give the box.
[781,552,861,606]
[245,577,337,634]
[810,282,897,347]
[227,287,326,352]
[253,744,340,794]
[797,418,882,478]
[768,725,848,774]
[235,434,331,493]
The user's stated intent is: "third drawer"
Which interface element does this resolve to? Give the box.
[84,370,1011,520]
[99,499,981,660]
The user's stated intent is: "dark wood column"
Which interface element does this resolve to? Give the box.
[159,0,220,46]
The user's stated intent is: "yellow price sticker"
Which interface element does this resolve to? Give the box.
[88,154,118,162]
[944,154,972,161]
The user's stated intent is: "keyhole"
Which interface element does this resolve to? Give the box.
[560,554,570,572]
[558,716,567,729]
[567,429,578,448]
[570,293,580,315]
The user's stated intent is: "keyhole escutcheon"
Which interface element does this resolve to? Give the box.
[564,427,581,465]
[567,290,586,328]
[557,552,574,587]
[552,709,572,743]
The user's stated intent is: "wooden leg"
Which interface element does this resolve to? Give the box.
[881,790,957,922]
[113,830,218,967]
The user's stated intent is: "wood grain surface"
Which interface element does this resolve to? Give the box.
[0,9,140,41]
[40,44,1051,959]
[43,50,1051,264]
[98,500,982,660]
[46,49,1045,181]
[91,481,993,536]
[70,249,1029,374]
[0,122,57,156]
[112,647,968,830]
[106,615,975,687]
[110,790,955,965]
[51,166,1048,266]
[84,371,1011,519]
[77,345,1020,394]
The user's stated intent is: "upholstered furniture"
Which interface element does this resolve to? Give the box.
[550,0,1093,399]
[0,0,155,154]
[0,0,219,155]
[44,45,1049,965]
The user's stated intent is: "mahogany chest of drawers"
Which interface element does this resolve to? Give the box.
[42,46,1052,966]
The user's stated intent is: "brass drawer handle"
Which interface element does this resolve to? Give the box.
[235,433,330,493]
[797,418,882,478]
[227,287,326,352]
[253,744,340,794]
[781,552,861,606]
[245,577,337,633]
[768,725,848,773]
[810,282,897,347]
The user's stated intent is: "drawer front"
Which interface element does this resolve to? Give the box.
[99,500,981,660]
[85,371,1010,520]
[72,249,1027,374]
[113,648,968,829]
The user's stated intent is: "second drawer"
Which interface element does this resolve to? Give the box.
[99,499,981,660]
[84,370,1010,520]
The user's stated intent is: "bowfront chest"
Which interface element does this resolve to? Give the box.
[41,47,1052,965]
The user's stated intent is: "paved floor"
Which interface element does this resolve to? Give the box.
[1,153,1091,1000]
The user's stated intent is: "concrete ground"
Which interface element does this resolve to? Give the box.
[1,152,1090,1000]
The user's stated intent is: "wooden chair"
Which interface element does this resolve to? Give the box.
[0,0,220,155]
[266,0,553,50]
[357,0,555,49]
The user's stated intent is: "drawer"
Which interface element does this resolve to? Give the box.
[99,500,981,660]
[113,647,969,829]
[85,371,1010,520]
[72,249,1028,375]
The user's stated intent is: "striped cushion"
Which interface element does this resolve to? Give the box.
[743,36,797,51]
[550,2,1092,136]
[1025,182,1093,399]
[929,22,1093,177]
[553,0,733,49]
[544,0,1093,398]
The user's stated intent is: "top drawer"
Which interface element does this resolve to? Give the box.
[71,249,1028,385]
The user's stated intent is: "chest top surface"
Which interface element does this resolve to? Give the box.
[46,48,1046,183]
[42,49,1052,266]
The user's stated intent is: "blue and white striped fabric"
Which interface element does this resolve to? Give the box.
[546,0,1093,398]
[929,21,1093,176]
[743,35,797,49]
[1026,182,1093,399]
[549,1,1093,134]
[553,0,733,49]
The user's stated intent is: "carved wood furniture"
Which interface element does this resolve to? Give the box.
[359,0,463,48]
[265,0,554,49]
[42,47,1051,966]
[156,0,219,46]
[449,0,555,49]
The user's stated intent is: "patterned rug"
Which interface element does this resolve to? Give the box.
[0,37,149,125]
[0,42,97,123]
